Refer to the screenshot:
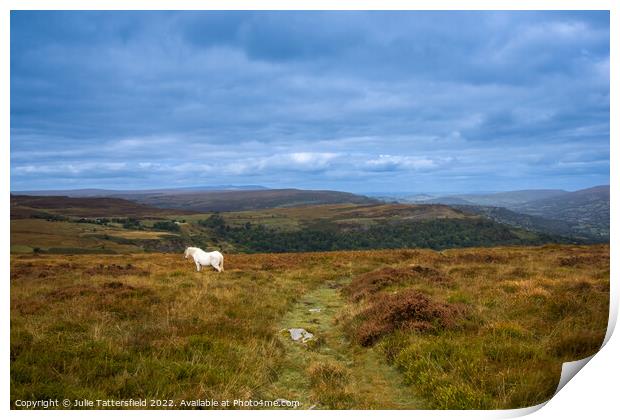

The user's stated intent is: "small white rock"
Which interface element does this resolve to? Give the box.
[288,328,315,343]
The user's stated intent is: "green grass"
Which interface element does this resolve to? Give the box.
[10,219,184,254]
[170,203,468,232]
[266,278,421,408]
[10,219,145,253]
[343,245,609,409]
[10,245,609,409]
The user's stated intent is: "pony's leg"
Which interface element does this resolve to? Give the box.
[195,261,201,272]
[212,262,221,273]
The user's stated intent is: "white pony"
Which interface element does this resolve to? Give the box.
[184,247,224,273]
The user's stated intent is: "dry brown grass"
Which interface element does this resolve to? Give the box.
[10,244,610,410]
[10,219,144,253]
[348,289,464,346]
[83,263,151,277]
[306,361,354,408]
[343,265,452,301]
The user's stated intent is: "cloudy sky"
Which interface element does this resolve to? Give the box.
[10,11,609,193]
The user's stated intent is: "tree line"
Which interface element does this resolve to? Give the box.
[195,214,568,253]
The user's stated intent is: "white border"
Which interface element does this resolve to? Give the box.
[2,1,616,419]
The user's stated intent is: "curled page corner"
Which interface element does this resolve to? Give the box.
[497,355,597,418]
[498,401,547,418]
[554,355,595,396]
[528,278,618,414]
[602,294,618,347]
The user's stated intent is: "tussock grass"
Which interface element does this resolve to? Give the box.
[11,252,328,406]
[343,244,609,409]
[347,289,463,346]
[343,265,452,302]
[306,361,354,409]
[10,244,609,409]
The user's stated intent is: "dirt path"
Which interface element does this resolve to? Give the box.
[265,275,423,409]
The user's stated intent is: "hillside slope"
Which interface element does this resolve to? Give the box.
[411,186,609,241]
[13,185,268,197]
[10,201,575,255]
[10,195,192,219]
[452,205,598,242]
[12,187,378,212]
[115,189,379,212]
[419,189,568,207]
[513,185,609,239]
[181,203,574,253]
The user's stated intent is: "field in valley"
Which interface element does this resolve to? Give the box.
[10,244,609,409]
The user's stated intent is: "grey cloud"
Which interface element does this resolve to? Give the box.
[10,11,609,192]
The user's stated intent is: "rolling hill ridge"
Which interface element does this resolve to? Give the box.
[396,185,609,241]
[12,188,380,213]
[10,195,193,219]
[10,196,578,255]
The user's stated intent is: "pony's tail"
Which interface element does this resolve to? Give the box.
[219,257,224,272]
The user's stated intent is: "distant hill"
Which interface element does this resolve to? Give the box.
[422,196,476,205]
[421,189,569,207]
[12,187,378,212]
[10,185,608,248]
[512,185,609,240]
[452,205,585,241]
[10,199,576,255]
[13,185,268,197]
[109,189,380,212]
[216,203,471,231]
[403,185,609,241]
[10,195,193,219]
[183,203,576,253]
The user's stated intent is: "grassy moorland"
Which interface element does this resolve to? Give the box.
[11,201,579,256]
[10,195,189,219]
[10,244,609,409]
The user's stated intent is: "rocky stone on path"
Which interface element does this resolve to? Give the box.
[286,328,315,343]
